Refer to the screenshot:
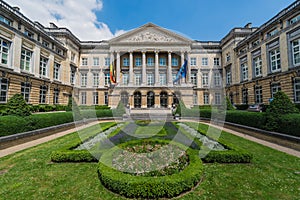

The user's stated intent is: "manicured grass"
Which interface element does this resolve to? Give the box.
[0,122,299,199]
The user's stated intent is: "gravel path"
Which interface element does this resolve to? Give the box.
[0,119,299,159]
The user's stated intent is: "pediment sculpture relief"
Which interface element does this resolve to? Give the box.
[125,31,176,42]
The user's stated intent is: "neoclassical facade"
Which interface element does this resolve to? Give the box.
[0,0,300,108]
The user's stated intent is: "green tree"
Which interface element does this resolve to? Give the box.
[226,96,235,110]
[3,94,31,116]
[265,91,298,131]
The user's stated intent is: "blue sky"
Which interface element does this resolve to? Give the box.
[6,0,297,41]
[97,0,296,40]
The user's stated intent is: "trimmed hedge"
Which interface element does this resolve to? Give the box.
[0,112,74,136]
[51,122,118,162]
[177,122,253,163]
[98,140,203,199]
[0,110,114,136]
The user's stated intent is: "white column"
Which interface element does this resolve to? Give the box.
[197,68,201,88]
[142,51,146,85]
[155,51,159,85]
[116,51,121,84]
[187,52,191,83]
[129,51,134,85]
[181,51,185,84]
[168,51,172,85]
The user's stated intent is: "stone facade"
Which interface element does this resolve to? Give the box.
[0,0,300,109]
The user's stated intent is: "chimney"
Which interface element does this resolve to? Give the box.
[244,23,252,28]
[49,22,58,28]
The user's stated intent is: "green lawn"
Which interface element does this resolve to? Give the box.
[0,122,299,200]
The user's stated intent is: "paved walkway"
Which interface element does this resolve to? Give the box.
[183,120,300,158]
[0,120,299,159]
[0,120,102,158]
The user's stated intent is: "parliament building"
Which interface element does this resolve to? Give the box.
[0,0,300,109]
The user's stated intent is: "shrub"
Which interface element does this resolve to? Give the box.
[225,111,266,129]
[226,96,235,110]
[112,101,126,117]
[265,91,298,131]
[98,142,203,199]
[275,114,300,137]
[2,94,31,116]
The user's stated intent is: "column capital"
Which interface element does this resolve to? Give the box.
[154,50,160,54]
[141,50,147,54]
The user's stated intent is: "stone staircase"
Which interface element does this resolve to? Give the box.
[125,108,174,121]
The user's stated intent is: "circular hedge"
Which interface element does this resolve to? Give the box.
[97,140,203,199]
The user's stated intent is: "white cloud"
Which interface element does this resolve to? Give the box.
[5,0,125,41]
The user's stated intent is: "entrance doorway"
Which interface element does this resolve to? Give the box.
[133,91,141,108]
[160,91,168,108]
[147,91,155,108]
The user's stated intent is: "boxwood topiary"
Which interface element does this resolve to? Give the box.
[97,140,203,199]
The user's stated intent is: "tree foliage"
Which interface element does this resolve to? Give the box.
[265,91,298,131]
[2,94,31,116]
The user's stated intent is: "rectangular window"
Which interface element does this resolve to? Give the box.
[70,67,76,84]
[268,29,279,38]
[270,48,281,72]
[93,73,99,86]
[0,38,10,65]
[172,57,178,66]
[159,57,166,66]
[292,39,300,66]
[122,73,129,85]
[24,29,34,39]
[255,86,263,104]
[82,58,88,66]
[190,57,197,66]
[226,68,231,85]
[215,93,221,105]
[0,78,8,103]
[135,57,142,66]
[172,73,178,84]
[241,63,248,81]
[135,74,141,86]
[93,92,98,105]
[147,74,154,86]
[290,15,300,25]
[81,73,87,87]
[203,92,209,105]
[159,74,166,86]
[202,58,208,66]
[39,57,48,77]
[193,91,198,105]
[53,62,60,80]
[214,72,221,87]
[21,48,32,71]
[191,73,197,86]
[242,88,248,104]
[21,82,31,103]
[214,58,220,66]
[123,57,129,66]
[53,88,59,104]
[271,84,281,98]
[226,54,231,62]
[39,85,47,104]
[105,57,110,66]
[104,92,108,105]
[93,57,99,66]
[0,15,12,26]
[81,92,86,105]
[294,78,300,103]
[253,56,262,77]
[202,73,209,87]
[147,57,154,66]
[71,52,75,62]
[104,73,110,85]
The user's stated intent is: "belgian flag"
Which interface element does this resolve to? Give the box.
[110,62,116,84]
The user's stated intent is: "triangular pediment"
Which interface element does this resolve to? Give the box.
[109,23,192,44]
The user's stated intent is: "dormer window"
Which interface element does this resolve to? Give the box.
[42,40,49,48]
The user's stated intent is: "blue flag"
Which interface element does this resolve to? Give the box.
[173,59,187,83]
